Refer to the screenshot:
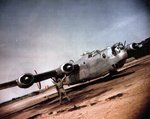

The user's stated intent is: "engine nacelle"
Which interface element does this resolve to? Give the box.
[126,43,141,58]
[16,73,34,88]
[57,63,74,75]
[126,43,140,51]
[60,63,74,73]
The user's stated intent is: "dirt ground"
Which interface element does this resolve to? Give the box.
[0,55,150,119]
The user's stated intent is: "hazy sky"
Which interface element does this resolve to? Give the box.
[0,0,149,103]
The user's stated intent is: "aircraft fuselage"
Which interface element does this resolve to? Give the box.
[65,45,128,85]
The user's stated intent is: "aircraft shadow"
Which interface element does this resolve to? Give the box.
[67,71,135,93]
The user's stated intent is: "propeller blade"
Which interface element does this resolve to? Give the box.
[34,70,42,90]
[124,40,126,47]
[0,80,17,90]
[36,82,42,89]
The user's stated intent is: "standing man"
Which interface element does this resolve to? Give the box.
[52,75,71,104]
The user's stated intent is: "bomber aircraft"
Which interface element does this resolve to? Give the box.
[0,37,149,92]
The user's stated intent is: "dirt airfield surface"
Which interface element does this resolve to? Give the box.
[0,55,150,119]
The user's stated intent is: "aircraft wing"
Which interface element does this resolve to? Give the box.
[0,70,57,90]
[34,70,57,82]
[0,63,79,90]
[0,80,17,90]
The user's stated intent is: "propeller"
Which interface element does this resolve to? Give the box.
[34,70,42,90]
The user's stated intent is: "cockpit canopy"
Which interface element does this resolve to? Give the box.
[111,42,124,55]
[82,50,101,58]
[81,42,125,58]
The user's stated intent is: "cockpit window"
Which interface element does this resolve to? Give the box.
[82,50,105,58]
[87,50,101,58]
[111,42,124,55]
